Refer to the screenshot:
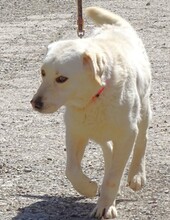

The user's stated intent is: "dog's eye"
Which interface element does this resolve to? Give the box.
[41,69,46,77]
[56,76,68,83]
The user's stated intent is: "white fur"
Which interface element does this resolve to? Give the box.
[31,6,152,219]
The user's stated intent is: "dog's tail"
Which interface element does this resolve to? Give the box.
[85,6,130,27]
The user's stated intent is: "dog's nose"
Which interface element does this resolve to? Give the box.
[31,97,43,110]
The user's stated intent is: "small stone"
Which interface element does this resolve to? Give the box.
[47,157,52,161]
[165,189,169,194]
[24,167,32,173]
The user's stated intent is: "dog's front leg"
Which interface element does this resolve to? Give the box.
[65,129,98,197]
[92,129,138,219]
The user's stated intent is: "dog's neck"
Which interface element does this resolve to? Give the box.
[67,83,107,110]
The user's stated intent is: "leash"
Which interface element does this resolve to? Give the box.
[76,0,85,38]
[76,1,105,103]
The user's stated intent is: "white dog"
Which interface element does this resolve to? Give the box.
[31,6,151,219]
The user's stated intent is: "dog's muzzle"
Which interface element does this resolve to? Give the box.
[30,96,43,110]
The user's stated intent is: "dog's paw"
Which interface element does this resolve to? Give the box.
[127,173,146,191]
[91,204,117,219]
[74,180,98,198]
[66,169,98,197]
[83,180,98,197]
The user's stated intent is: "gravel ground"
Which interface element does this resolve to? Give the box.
[0,0,169,219]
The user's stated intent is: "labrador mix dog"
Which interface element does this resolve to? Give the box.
[31,6,152,219]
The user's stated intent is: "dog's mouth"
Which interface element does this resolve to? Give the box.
[30,98,60,114]
[32,105,59,114]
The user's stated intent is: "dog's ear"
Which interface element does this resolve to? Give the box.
[83,52,104,85]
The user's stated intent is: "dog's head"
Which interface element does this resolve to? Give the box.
[31,40,105,113]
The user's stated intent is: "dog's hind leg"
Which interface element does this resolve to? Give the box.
[65,129,98,197]
[128,99,152,191]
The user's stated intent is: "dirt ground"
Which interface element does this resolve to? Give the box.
[0,0,169,219]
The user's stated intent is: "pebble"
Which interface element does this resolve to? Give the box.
[47,157,53,161]
[24,167,32,173]
[0,201,8,206]
[164,189,169,194]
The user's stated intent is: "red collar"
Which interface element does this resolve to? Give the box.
[92,86,105,102]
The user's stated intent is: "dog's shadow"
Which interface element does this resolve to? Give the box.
[12,194,97,220]
[12,194,137,220]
